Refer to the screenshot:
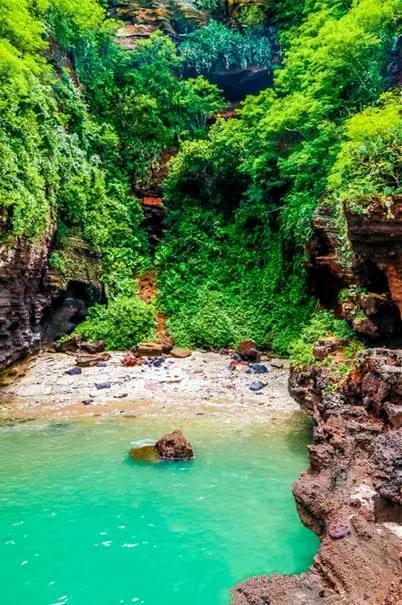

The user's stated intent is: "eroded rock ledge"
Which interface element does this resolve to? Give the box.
[231,348,402,605]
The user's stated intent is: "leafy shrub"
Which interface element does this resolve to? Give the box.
[179,21,272,74]
[288,309,354,367]
[328,93,402,211]
[75,296,156,350]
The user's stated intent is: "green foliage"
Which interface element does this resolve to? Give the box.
[75,295,156,350]
[179,21,272,74]
[288,309,354,367]
[328,93,402,211]
[157,0,400,354]
[48,251,66,272]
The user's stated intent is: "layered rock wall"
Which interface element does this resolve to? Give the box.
[0,228,55,371]
[308,201,402,340]
[232,349,402,605]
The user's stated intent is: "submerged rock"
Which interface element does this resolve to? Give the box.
[155,430,194,460]
[129,442,159,463]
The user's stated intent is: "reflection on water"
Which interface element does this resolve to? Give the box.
[0,414,318,605]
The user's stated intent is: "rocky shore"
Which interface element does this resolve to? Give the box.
[0,350,296,424]
[232,348,402,605]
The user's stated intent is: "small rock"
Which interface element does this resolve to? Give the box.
[114,393,128,399]
[237,340,260,362]
[65,367,82,376]
[249,381,266,392]
[122,352,141,367]
[95,382,111,390]
[247,363,269,374]
[82,399,92,406]
[269,359,284,369]
[96,362,107,368]
[170,348,192,359]
[328,521,350,540]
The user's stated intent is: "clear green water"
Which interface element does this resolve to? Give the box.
[0,416,318,605]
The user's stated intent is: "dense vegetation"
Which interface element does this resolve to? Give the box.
[157,0,401,354]
[0,0,400,353]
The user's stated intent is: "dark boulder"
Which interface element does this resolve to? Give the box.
[237,340,260,362]
[155,430,194,461]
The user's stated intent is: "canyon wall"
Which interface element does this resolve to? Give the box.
[232,347,402,605]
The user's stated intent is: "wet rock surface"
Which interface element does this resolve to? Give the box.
[232,348,402,605]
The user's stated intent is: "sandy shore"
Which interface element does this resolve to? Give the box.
[0,351,300,424]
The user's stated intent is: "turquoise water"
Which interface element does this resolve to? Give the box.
[0,416,318,605]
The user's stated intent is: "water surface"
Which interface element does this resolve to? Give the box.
[0,416,318,605]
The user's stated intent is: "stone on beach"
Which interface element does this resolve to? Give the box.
[247,364,269,374]
[170,348,192,359]
[249,381,266,392]
[76,353,110,367]
[237,340,260,362]
[65,367,82,376]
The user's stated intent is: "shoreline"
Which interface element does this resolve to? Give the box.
[0,350,299,425]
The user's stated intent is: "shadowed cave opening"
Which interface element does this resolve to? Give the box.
[40,280,103,343]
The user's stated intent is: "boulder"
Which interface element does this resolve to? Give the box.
[56,333,82,353]
[135,342,164,357]
[170,348,192,359]
[237,339,260,362]
[75,352,110,367]
[155,430,194,460]
[80,340,105,354]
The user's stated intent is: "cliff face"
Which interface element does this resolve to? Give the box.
[0,228,56,371]
[0,231,103,373]
[232,348,402,605]
[308,200,402,341]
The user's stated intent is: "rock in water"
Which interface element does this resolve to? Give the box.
[129,443,159,463]
[237,340,260,362]
[155,430,194,460]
